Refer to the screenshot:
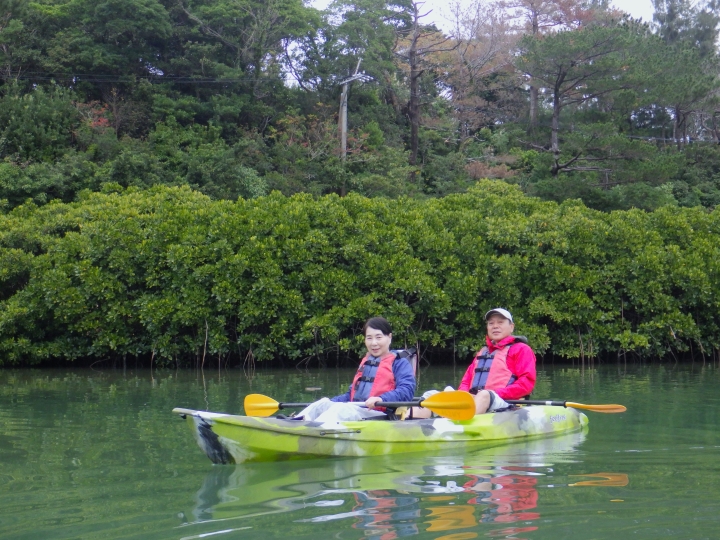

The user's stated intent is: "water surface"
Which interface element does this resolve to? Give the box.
[1,362,719,539]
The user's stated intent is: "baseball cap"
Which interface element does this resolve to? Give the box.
[484,308,513,322]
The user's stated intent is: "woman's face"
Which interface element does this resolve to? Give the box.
[365,326,392,357]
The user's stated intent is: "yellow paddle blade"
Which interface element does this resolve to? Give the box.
[565,402,627,413]
[244,394,280,417]
[420,390,476,421]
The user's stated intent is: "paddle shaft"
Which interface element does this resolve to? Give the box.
[245,390,477,420]
[276,399,625,412]
[275,400,420,410]
[412,396,619,407]
[506,399,570,407]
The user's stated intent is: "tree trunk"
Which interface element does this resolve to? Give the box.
[383,72,402,116]
[674,105,682,149]
[408,12,421,172]
[529,83,538,127]
[528,10,540,128]
[550,77,564,175]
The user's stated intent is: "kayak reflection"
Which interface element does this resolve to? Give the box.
[179,430,626,540]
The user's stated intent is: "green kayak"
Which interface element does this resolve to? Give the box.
[173,405,589,464]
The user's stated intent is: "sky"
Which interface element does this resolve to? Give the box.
[610,0,655,21]
[310,0,656,31]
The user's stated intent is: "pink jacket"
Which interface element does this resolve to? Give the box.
[458,335,536,400]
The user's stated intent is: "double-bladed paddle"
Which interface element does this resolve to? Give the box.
[244,390,477,421]
[505,399,626,413]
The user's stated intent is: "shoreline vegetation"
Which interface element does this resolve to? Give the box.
[2,181,719,367]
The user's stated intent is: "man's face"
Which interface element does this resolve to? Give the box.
[486,314,514,342]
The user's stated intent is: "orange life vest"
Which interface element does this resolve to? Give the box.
[350,351,397,402]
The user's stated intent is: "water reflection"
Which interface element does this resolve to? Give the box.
[178,431,627,539]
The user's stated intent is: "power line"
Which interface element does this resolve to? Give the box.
[4,73,262,84]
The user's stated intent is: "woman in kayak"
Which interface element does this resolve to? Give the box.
[295,317,416,422]
[411,308,536,418]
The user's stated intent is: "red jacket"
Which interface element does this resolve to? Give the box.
[458,335,536,400]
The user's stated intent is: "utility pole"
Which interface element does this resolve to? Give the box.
[337,59,371,162]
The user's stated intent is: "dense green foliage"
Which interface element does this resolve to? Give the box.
[2,181,719,365]
[2,0,720,365]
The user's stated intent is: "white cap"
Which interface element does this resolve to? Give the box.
[484,308,513,322]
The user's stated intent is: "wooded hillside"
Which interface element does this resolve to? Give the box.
[1,0,720,211]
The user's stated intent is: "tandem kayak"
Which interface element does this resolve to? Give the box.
[172,405,589,464]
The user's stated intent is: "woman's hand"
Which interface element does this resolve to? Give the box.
[365,396,383,409]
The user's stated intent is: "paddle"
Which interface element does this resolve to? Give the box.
[505,399,626,413]
[244,390,476,421]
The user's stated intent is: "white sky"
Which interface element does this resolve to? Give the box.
[309,0,656,32]
[610,0,655,21]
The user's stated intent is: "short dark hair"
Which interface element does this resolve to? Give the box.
[363,317,392,336]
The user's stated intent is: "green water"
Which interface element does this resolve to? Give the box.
[1,362,719,540]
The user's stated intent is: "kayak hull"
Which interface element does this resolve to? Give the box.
[173,405,589,464]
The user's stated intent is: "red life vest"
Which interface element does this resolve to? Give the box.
[350,351,397,402]
[468,338,524,394]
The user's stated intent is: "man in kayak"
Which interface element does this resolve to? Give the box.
[411,308,536,418]
[295,317,416,422]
